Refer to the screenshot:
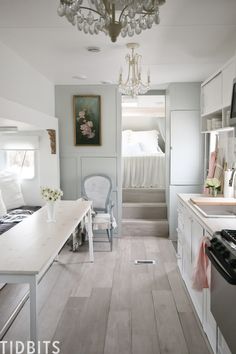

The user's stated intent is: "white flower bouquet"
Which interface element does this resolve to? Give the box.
[41,186,63,202]
[205,178,221,196]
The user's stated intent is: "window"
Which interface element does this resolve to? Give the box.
[6,150,35,179]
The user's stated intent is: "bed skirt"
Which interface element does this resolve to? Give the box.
[122,153,165,188]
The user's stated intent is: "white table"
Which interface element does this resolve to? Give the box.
[0,199,94,343]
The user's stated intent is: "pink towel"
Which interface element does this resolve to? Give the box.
[204,151,217,194]
[208,151,217,178]
[192,237,211,291]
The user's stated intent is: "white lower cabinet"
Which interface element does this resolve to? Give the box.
[177,200,219,354]
[218,329,232,354]
[189,218,204,323]
[202,230,217,354]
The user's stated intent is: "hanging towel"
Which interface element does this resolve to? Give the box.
[208,151,217,178]
[192,237,211,291]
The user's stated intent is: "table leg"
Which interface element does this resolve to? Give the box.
[87,209,94,262]
[29,275,38,344]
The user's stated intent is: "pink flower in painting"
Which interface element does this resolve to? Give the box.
[77,109,96,140]
[79,111,86,119]
[87,121,93,128]
[88,131,95,139]
[80,121,96,139]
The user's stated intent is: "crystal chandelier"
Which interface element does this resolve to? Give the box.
[57,0,166,43]
[119,43,150,97]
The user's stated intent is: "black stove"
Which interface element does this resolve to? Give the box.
[206,229,236,284]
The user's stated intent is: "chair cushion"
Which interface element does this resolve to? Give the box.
[93,213,117,230]
[93,213,111,230]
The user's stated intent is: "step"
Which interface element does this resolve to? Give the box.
[122,219,169,237]
[122,188,165,203]
[122,202,167,220]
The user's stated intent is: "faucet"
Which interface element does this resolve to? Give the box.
[229,164,236,187]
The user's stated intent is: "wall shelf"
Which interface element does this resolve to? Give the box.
[201,127,234,134]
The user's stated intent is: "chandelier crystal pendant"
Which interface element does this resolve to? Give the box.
[119,43,150,97]
[57,0,166,43]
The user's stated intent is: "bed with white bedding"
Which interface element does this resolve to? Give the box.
[122,152,165,188]
[122,130,165,188]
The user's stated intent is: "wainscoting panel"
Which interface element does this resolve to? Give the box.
[60,156,78,200]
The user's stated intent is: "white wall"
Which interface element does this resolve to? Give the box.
[0,41,54,116]
[0,97,60,206]
[0,38,59,204]
[55,85,122,234]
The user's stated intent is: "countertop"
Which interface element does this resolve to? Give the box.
[178,194,236,235]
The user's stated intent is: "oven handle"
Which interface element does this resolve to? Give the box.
[206,247,236,285]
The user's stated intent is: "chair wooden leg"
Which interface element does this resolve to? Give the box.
[106,228,113,251]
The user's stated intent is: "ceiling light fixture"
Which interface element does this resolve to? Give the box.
[72,74,87,79]
[87,46,101,52]
[57,0,166,43]
[119,43,150,97]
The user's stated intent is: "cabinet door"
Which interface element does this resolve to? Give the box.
[177,201,185,273]
[218,329,232,354]
[202,231,217,354]
[222,60,236,108]
[202,72,222,114]
[170,111,203,185]
[182,209,192,287]
[189,218,204,323]
[177,229,183,273]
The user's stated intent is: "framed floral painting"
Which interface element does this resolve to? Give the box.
[74,95,101,146]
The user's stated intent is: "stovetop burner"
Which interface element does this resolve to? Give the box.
[221,229,236,245]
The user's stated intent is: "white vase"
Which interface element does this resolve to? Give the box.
[46,201,56,222]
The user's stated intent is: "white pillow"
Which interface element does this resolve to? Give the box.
[140,142,163,154]
[131,130,159,153]
[122,130,132,146]
[0,190,7,217]
[123,143,143,155]
[0,170,25,210]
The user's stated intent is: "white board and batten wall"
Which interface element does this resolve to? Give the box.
[55,85,122,234]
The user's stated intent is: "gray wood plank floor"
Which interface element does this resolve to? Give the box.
[1,237,212,354]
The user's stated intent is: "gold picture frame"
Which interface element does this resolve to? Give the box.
[73,95,101,146]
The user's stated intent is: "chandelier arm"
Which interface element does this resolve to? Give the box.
[124,56,131,86]
[102,0,112,15]
[79,6,104,18]
[118,4,130,22]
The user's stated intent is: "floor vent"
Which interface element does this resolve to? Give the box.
[134,260,156,265]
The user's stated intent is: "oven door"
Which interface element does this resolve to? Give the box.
[206,248,236,353]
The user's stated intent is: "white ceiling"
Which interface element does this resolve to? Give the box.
[0,0,236,86]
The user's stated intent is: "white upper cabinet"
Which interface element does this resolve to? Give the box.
[202,72,222,115]
[201,56,236,132]
[222,59,236,108]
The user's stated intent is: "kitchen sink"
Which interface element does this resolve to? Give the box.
[192,203,236,218]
